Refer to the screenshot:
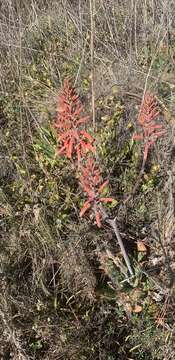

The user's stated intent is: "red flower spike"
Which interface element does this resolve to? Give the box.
[80,200,91,217]
[54,80,116,229]
[54,80,95,163]
[98,180,109,194]
[100,197,114,203]
[95,211,102,228]
[80,130,94,142]
[134,92,165,161]
[67,139,74,159]
[79,158,115,227]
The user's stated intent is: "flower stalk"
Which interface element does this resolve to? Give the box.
[54,80,135,276]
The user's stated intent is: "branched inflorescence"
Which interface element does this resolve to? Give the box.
[54,80,114,228]
[133,93,165,161]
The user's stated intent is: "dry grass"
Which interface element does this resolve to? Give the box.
[0,0,175,359]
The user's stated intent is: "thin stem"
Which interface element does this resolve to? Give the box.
[99,204,133,276]
[107,217,134,276]
[89,0,96,130]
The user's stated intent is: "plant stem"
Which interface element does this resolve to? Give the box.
[107,217,134,276]
[99,204,133,276]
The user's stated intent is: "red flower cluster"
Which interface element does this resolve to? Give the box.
[79,158,114,227]
[54,80,95,164]
[54,80,115,228]
[133,93,165,160]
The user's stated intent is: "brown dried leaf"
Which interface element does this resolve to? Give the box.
[133,304,143,313]
[137,240,147,253]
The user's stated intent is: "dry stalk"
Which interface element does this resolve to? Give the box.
[99,204,133,276]
[89,0,96,130]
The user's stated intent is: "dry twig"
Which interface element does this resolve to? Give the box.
[89,0,96,130]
